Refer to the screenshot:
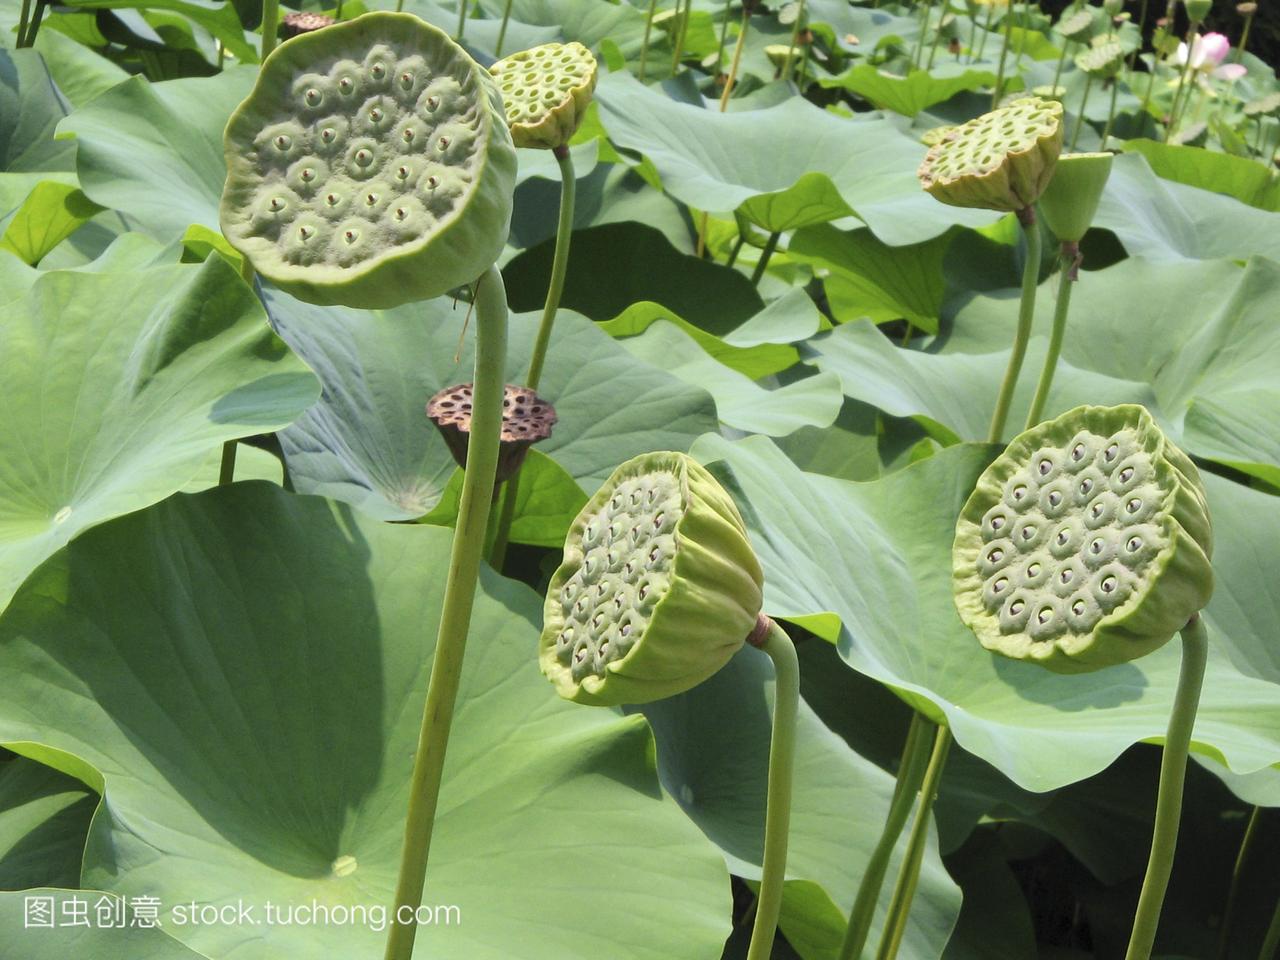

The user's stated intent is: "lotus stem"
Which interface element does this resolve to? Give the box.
[1235,8,1254,64]
[975,2,996,62]
[1101,79,1120,151]
[1165,24,1201,142]
[671,0,691,74]
[750,231,781,285]
[384,265,509,960]
[837,711,934,960]
[1024,241,1078,430]
[22,0,46,48]
[744,618,800,960]
[912,0,932,70]
[1215,805,1263,960]
[987,207,1041,443]
[1261,894,1280,960]
[219,442,238,485]
[495,0,515,56]
[966,9,978,63]
[727,231,746,266]
[1051,37,1072,97]
[714,0,733,75]
[640,0,661,80]
[720,7,750,109]
[782,0,807,81]
[261,0,279,60]
[992,3,1015,107]
[16,0,32,47]
[1140,56,1159,123]
[874,725,953,960]
[927,9,947,69]
[456,0,468,42]
[1128,0,1149,71]
[1123,614,1209,960]
[1070,73,1093,150]
[491,147,575,568]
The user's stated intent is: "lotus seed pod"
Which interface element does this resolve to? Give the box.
[489,42,598,150]
[1184,0,1211,23]
[1075,38,1126,78]
[1244,92,1280,117]
[1031,84,1067,101]
[220,12,517,309]
[1037,152,1113,243]
[917,97,1064,212]
[426,383,557,484]
[1056,8,1095,42]
[540,452,765,706]
[920,124,958,147]
[953,405,1213,674]
[280,11,334,39]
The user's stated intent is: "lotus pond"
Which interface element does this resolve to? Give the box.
[1,0,1279,957]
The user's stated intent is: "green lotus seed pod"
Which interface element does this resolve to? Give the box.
[920,124,958,147]
[220,12,517,309]
[1244,92,1280,117]
[540,452,765,706]
[1031,84,1067,101]
[1037,151,1113,243]
[489,42,598,150]
[1056,9,1095,43]
[1075,38,1126,77]
[917,97,1064,213]
[1184,0,1211,23]
[953,404,1213,674]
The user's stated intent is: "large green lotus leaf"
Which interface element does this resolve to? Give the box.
[618,319,843,437]
[804,0,919,52]
[1094,153,1280,262]
[592,71,995,243]
[470,0,650,53]
[61,0,258,62]
[0,49,75,174]
[601,287,825,380]
[0,180,104,265]
[0,484,732,958]
[0,258,319,612]
[813,257,1280,485]
[503,221,764,335]
[690,434,1280,792]
[635,645,961,960]
[57,67,257,240]
[940,835,1037,960]
[0,890,205,958]
[0,757,95,889]
[789,224,956,332]
[385,0,561,57]
[31,27,131,109]
[818,66,998,117]
[1123,138,1280,212]
[262,285,717,519]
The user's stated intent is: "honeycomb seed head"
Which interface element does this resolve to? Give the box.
[1037,152,1113,243]
[917,97,1063,212]
[425,382,557,484]
[1057,8,1096,43]
[1075,38,1126,77]
[953,405,1213,673]
[540,452,765,706]
[219,12,517,309]
[489,42,598,150]
[281,11,335,39]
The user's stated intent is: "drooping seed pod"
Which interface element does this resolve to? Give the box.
[540,452,765,705]
[220,12,517,309]
[953,404,1213,673]
[1037,151,1113,244]
[426,383,557,484]
[489,42,598,150]
[917,96,1064,212]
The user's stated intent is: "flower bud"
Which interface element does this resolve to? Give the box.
[953,405,1213,673]
[1038,152,1113,243]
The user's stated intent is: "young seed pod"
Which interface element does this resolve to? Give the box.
[1057,7,1096,42]
[917,96,1064,212]
[1075,38,1126,79]
[220,12,517,309]
[489,42,598,150]
[1038,151,1114,243]
[953,405,1213,673]
[426,383,557,484]
[540,452,765,705]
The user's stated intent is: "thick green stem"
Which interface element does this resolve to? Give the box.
[1165,25,1200,142]
[383,266,508,960]
[489,146,575,568]
[640,0,661,80]
[1215,805,1263,960]
[750,231,781,285]
[1100,77,1120,149]
[16,0,32,47]
[992,3,1014,107]
[671,0,691,74]
[1070,72,1093,150]
[495,0,515,56]
[837,712,934,960]
[218,441,237,486]
[1261,893,1280,960]
[745,620,800,960]
[874,726,953,960]
[1024,242,1077,430]
[720,7,750,108]
[21,0,46,48]
[975,2,995,62]
[987,208,1041,443]
[1123,615,1209,960]
[1050,39,1071,97]
[1235,13,1253,64]
[926,8,946,70]
[911,0,931,70]
[260,0,279,60]
[456,0,468,42]
[781,0,806,81]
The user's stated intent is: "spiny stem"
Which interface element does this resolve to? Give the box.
[495,0,515,56]
[1025,242,1078,430]
[837,711,934,960]
[16,0,32,47]
[640,0,661,80]
[218,442,238,486]
[383,266,509,960]
[490,146,576,568]
[1123,615,1209,960]
[744,619,800,960]
[987,208,1041,443]
[874,725,953,960]
[750,231,781,285]
[1215,805,1263,960]
[261,0,279,60]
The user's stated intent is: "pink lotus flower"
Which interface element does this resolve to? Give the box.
[1176,32,1247,80]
